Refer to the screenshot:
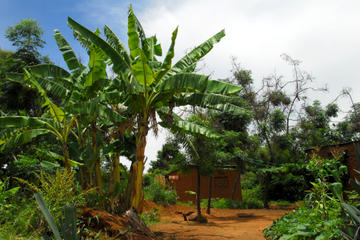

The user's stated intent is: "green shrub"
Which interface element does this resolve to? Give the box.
[144,182,177,205]
[139,209,160,225]
[15,169,91,223]
[264,205,343,240]
[201,197,263,209]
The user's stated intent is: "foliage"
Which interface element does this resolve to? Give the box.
[259,163,312,202]
[144,182,178,206]
[201,195,263,209]
[0,178,19,210]
[35,193,83,240]
[264,155,348,239]
[264,205,343,240]
[15,169,90,222]
[139,209,160,226]
[5,18,45,56]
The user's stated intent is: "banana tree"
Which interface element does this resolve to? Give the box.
[0,70,78,173]
[28,30,126,194]
[67,6,249,210]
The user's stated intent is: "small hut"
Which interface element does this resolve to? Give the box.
[305,140,360,190]
[163,166,242,202]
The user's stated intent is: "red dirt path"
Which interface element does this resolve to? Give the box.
[147,204,290,240]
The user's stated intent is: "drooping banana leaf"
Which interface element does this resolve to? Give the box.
[155,73,242,95]
[0,116,49,129]
[66,102,125,124]
[0,129,51,152]
[175,93,247,107]
[157,108,220,139]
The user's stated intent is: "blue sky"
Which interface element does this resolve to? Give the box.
[0,0,148,68]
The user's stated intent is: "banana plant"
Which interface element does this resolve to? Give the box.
[26,30,126,194]
[67,5,250,210]
[0,70,79,173]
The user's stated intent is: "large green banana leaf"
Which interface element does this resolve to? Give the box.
[157,108,220,139]
[68,17,131,74]
[103,25,131,65]
[54,29,82,72]
[0,116,50,129]
[155,27,178,80]
[0,129,50,152]
[176,93,247,107]
[155,73,242,95]
[162,29,225,80]
[66,102,125,124]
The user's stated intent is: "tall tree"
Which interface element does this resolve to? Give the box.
[5,18,45,57]
[67,6,248,211]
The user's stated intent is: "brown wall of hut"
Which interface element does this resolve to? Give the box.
[307,142,360,190]
[168,168,242,202]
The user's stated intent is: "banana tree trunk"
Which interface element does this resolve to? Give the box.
[91,122,103,194]
[110,153,120,196]
[62,141,71,173]
[130,123,148,211]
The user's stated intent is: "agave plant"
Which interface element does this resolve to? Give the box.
[34,192,83,240]
[67,6,250,210]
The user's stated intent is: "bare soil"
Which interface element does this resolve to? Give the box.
[148,203,290,240]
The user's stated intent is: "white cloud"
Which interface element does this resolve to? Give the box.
[84,0,360,169]
[139,0,360,103]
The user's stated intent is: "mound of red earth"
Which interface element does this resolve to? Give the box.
[79,207,156,240]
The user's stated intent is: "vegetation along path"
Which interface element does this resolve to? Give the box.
[149,204,290,240]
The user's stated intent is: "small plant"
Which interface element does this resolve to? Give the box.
[144,182,178,205]
[0,178,19,211]
[15,169,92,222]
[264,205,343,240]
[139,209,160,225]
[35,192,83,240]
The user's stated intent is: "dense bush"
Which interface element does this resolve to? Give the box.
[15,169,90,224]
[264,155,348,239]
[264,205,343,240]
[144,182,178,205]
[259,163,312,202]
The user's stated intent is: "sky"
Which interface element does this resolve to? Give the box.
[1,0,360,170]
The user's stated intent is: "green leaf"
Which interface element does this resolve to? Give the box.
[131,51,155,86]
[103,25,131,65]
[60,205,77,240]
[28,64,73,98]
[342,203,360,224]
[156,73,242,95]
[66,102,125,124]
[68,17,130,74]
[127,7,141,59]
[155,27,178,80]
[0,129,50,152]
[0,116,48,129]
[163,29,225,79]
[86,44,108,87]
[30,64,71,79]
[329,182,343,201]
[34,193,62,240]
[175,93,249,115]
[54,29,82,72]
